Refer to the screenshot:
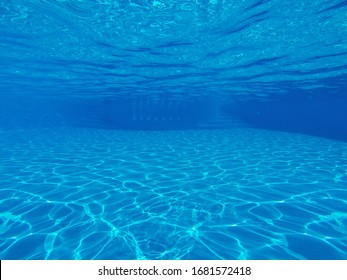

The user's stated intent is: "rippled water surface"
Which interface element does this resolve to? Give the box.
[1,0,347,100]
[1,128,346,259]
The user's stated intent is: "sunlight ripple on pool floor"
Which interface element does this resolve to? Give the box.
[0,128,346,259]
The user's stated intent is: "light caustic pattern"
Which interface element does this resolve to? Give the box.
[0,128,346,259]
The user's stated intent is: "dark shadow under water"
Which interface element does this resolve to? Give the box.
[228,95,347,143]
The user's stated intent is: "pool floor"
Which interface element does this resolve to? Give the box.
[0,128,346,259]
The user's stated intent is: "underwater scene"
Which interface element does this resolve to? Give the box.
[0,0,346,260]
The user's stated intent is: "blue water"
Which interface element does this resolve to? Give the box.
[0,0,347,260]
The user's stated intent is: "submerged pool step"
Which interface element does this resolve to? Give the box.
[66,113,248,129]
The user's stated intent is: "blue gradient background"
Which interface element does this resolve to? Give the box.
[0,0,346,260]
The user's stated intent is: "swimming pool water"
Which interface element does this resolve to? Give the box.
[1,0,347,261]
[1,128,346,259]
